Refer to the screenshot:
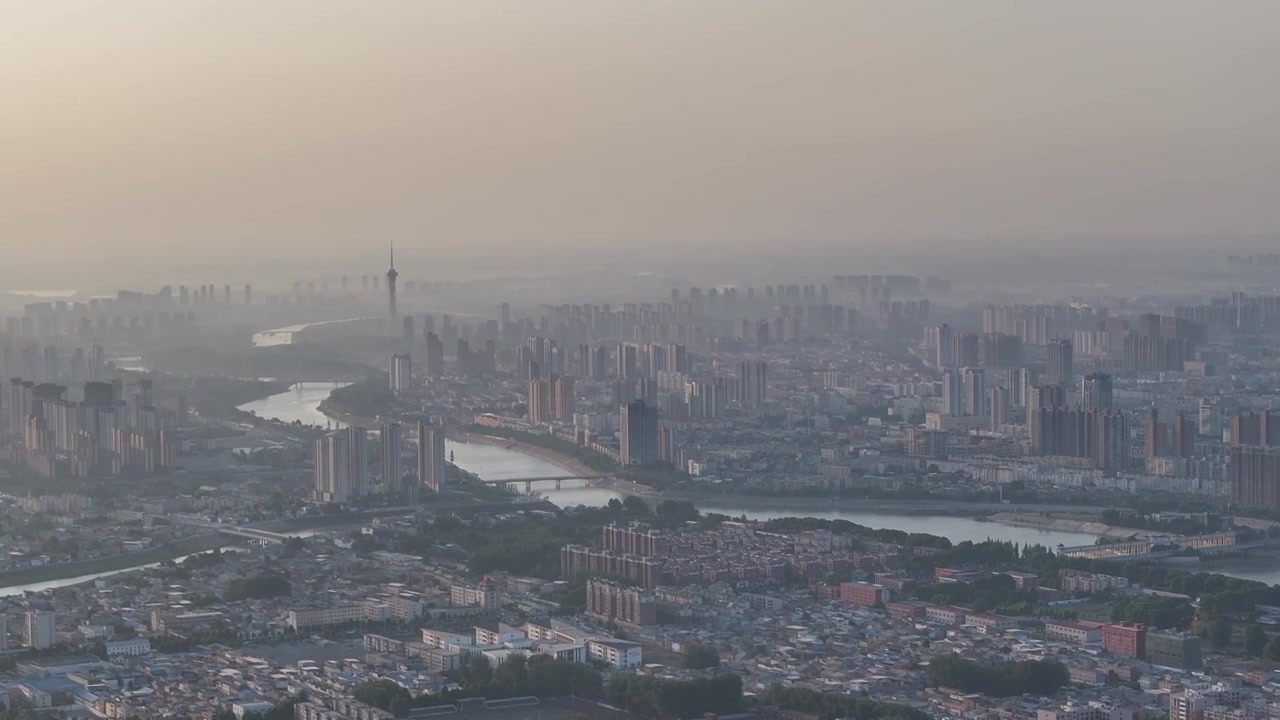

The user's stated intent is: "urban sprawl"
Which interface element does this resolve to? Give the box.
[4,261,1280,720]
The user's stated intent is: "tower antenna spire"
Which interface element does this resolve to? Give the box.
[386,240,399,322]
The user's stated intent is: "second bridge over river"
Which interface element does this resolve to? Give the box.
[475,474,607,491]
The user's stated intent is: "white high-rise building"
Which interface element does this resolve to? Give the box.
[942,369,963,416]
[963,367,987,417]
[381,421,403,494]
[390,354,413,394]
[417,421,446,494]
[25,611,54,650]
[928,323,954,367]
[347,426,369,498]
[315,431,350,503]
[990,386,1010,431]
[1007,367,1035,408]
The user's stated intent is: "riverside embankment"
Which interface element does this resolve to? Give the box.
[246,381,1112,519]
[986,512,1145,539]
[0,533,228,590]
[665,490,1113,518]
[0,500,551,592]
[446,429,600,478]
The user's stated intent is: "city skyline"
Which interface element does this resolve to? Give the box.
[5,5,1280,718]
[5,2,1280,288]
[3,263,1280,717]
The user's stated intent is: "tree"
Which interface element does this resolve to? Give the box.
[353,679,410,711]
[1109,596,1194,630]
[1264,637,1280,662]
[265,694,306,720]
[927,654,1068,697]
[608,673,742,718]
[225,573,291,601]
[1209,619,1233,648]
[621,496,650,517]
[431,657,600,703]
[654,500,700,523]
[682,642,721,670]
[350,536,380,556]
[1246,625,1268,657]
[389,696,412,718]
[492,653,529,690]
[764,685,927,720]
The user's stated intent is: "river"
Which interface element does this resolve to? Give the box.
[236,384,627,505]
[7,383,1279,595]
[233,384,1102,547]
[238,382,350,429]
[252,318,375,348]
[0,533,323,597]
[9,381,1249,593]
[0,548,237,598]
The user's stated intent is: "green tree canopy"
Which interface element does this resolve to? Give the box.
[1246,625,1268,657]
[1208,618,1233,648]
[765,685,928,720]
[225,573,291,601]
[927,654,1068,697]
[354,679,411,713]
[682,642,721,670]
[607,673,741,719]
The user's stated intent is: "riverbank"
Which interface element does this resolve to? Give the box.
[666,490,1114,518]
[188,378,295,422]
[237,380,1125,529]
[447,429,600,478]
[0,500,554,592]
[987,512,1146,539]
[0,533,230,589]
[309,389,1093,521]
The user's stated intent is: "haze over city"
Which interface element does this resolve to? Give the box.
[5,1,1280,288]
[9,5,1280,720]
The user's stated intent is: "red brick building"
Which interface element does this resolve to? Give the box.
[1102,622,1147,658]
[934,567,984,583]
[885,600,928,618]
[838,582,889,607]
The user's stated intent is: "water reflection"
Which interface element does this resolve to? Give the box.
[446,441,627,507]
[237,382,349,429]
[230,382,1280,585]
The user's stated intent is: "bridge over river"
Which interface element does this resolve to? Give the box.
[473,474,607,491]
[175,519,298,545]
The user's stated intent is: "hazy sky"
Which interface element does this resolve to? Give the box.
[4,1,1280,283]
